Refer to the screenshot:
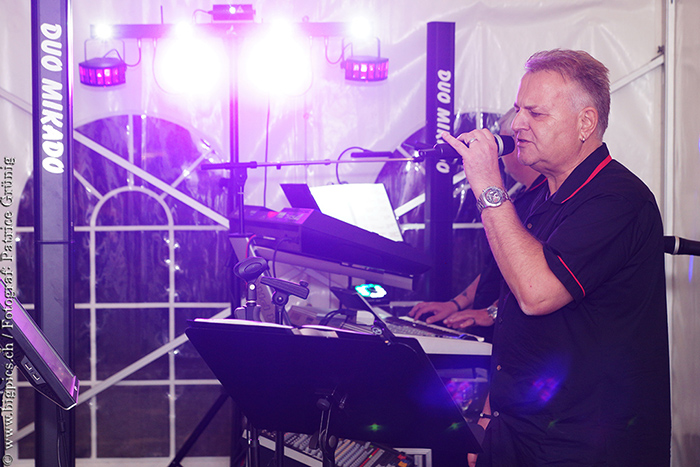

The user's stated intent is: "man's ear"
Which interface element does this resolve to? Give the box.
[579,107,599,141]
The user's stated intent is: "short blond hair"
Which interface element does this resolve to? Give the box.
[525,49,610,138]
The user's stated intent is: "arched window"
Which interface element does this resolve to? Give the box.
[16,115,237,460]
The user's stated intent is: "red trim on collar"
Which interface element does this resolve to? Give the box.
[560,154,612,203]
[558,255,585,297]
[528,176,547,192]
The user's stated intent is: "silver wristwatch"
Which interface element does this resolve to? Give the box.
[476,186,510,214]
[487,305,498,320]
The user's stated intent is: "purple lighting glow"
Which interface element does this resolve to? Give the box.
[531,377,560,403]
[344,56,388,82]
[153,28,225,95]
[79,57,126,87]
[241,22,312,95]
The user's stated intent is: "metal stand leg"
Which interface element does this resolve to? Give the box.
[317,396,338,467]
[168,391,230,467]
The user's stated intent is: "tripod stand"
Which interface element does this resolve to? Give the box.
[170,257,311,467]
[169,256,267,467]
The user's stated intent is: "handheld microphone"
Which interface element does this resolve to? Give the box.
[418,134,515,159]
[664,236,700,256]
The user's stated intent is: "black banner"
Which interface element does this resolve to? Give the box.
[424,22,455,301]
[31,0,75,464]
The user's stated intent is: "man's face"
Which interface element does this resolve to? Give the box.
[512,70,584,176]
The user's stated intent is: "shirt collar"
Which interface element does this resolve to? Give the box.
[527,174,547,193]
[511,174,547,200]
[549,143,612,204]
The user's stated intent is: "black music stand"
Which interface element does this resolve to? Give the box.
[186,319,481,466]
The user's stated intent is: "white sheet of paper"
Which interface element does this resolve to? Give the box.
[309,183,403,242]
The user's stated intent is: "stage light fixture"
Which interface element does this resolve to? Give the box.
[93,24,114,40]
[241,22,312,95]
[211,3,256,21]
[344,55,389,82]
[79,36,132,87]
[153,29,226,95]
[349,18,372,39]
[79,55,127,87]
[342,37,388,82]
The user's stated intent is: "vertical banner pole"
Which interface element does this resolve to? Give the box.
[31,0,76,465]
[424,22,455,301]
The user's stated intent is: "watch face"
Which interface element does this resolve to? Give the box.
[484,187,507,206]
[477,186,509,213]
[487,305,498,319]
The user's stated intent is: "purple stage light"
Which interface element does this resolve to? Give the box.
[79,57,127,87]
[344,56,389,82]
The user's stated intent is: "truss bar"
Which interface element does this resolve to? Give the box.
[74,224,226,232]
[74,169,104,200]
[0,84,32,113]
[395,193,425,218]
[92,22,354,40]
[73,302,230,309]
[74,131,229,228]
[611,54,665,93]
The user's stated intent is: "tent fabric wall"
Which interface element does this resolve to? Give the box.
[1,0,698,465]
[68,0,665,209]
[671,0,700,465]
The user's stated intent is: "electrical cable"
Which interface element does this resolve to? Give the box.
[335,146,365,184]
[271,237,294,278]
[324,37,352,65]
[245,234,257,258]
[151,39,179,95]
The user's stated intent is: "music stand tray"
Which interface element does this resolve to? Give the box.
[185,319,481,465]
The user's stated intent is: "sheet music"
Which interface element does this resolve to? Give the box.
[310,183,404,242]
[193,318,362,338]
[194,318,291,329]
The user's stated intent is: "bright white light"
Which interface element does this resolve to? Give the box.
[241,22,312,96]
[153,30,226,96]
[173,21,194,38]
[349,18,372,39]
[94,24,114,40]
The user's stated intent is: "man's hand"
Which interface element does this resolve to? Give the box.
[442,129,503,196]
[443,308,494,329]
[408,301,458,324]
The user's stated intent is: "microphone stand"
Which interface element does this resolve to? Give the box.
[258,276,310,466]
[233,257,269,320]
[201,155,421,173]
[232,258,270,466]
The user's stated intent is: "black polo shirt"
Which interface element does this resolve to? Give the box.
[470,175,547,342]
[486,144,671,466]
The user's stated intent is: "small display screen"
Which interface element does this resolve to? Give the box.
[355,283,387,300]
[1,278,79,409]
